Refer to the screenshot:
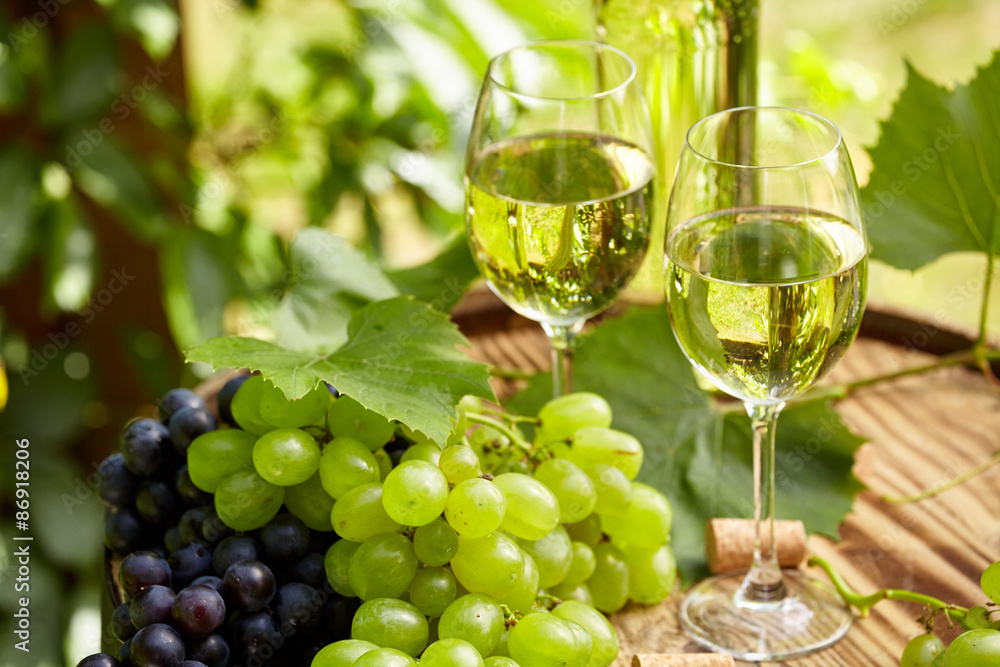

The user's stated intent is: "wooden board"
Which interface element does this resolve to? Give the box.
[459,300,1000,667]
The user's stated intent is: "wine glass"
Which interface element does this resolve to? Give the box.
[665,107,867,660]
[465,40,655,397]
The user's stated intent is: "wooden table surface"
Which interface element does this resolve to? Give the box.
[457,296,1000,667]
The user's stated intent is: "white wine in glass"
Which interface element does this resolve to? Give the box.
[466,41,655,396]
[666,107,867,660]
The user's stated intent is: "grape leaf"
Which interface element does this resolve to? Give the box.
[187,296,495,444]
[863,53,1000,270]
[509,306,865,584]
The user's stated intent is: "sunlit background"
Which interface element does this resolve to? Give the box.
[0,0,997,664]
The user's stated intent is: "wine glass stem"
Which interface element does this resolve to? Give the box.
[739,401,786,604]
[543,323,579,397]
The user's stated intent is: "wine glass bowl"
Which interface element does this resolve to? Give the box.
[666,107,867,660]
[465,41,655,396]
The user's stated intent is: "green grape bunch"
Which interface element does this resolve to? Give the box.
[181,377,678,666]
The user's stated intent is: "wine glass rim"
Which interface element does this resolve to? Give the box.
[684,106,844,169]
[486,39,638,102]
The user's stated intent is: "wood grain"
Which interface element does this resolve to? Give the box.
[461,308,1000,667]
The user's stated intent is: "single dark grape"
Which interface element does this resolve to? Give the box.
[172,584,226,638]
[164,526,184,553]
[119,551,172,600]
[189,575,223,594]
[199,509,233,545]
[130,623,185,667]
[159,388,208,423]
[121,419,172,477]
[216,375,248,426]
[175,465,213,507]
[184,633,229,667]
[229,610,281,662]
[325,383,339,398]
[97,453,141,507]
[168,407,217,454]
[76,652,121,667]
[129,585,176,629]
[136,480,183,526]
[178,508,209,546]
[273,582,323,633]
[111,602,137,642]
[169,543,213,589]
[260,514,309,563]
[212,536,260,577]
[287,553,326,588]
[117,638,132,666]
[222,560,275,612]
[105,507,149,555]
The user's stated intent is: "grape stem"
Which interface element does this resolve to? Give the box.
[465,413,533,453]
[808,556,968,621]
[882,447,1000,503]
[489,365,537,381]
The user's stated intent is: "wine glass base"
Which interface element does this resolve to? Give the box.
[679,570,852,661]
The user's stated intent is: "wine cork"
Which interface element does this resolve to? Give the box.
[705,518,807,574]
[632,653,736,666]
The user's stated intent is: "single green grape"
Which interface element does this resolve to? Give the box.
[409,566,457,617]
[400,442,442,465]
[347,533,419,600]
[374,447,393,481]
[517,525,572,589]
[327,395,395,450]
[587,543,629,614]
[330,483,401,542]
[214,469,285,531]
[187,429,257,492]
[565,514,603,547]
[982,561,1000,605]
[549,581,593,606]
[451,532,525,599]
[569,427,643,480]
[445,477,506,539]
[438,594,504,658]
[493,550,539,615]
[352,647,417,667]
[562,542,597,587]
[319,436,381,499]
[587,464,632,516]
[439,445,482,484]
[535,392,612,444]
[351,598,429,657]
[230,374,275,436]
[964,606,995,631]
[421,638,485,667]
[601,483,672,549]
[942,629,1000,666]
[324,539,360,597]
[492,473,560,540]
[901,633,944,667]
[508,612,581,667]
[310,638,379,667]
[552,600,619,667]
[252,428,321,486]
[484,656,519,667]
[533,459,596,524]
[413,518,459,566]
[622,544,676,605]
[258,380,330,428]
[283,471,335,531]
[382,460,449,527]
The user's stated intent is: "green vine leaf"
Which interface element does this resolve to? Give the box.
[509,306,865,584]
[187,296,495,444]
[863,52,1000,271]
